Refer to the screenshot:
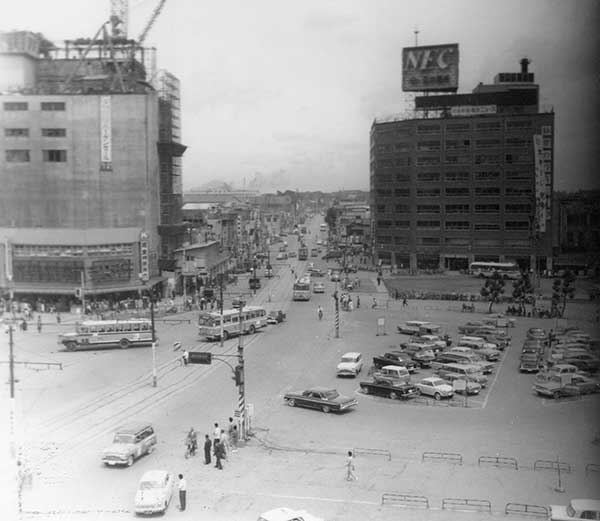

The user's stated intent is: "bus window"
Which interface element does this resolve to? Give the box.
[80,326,89,334]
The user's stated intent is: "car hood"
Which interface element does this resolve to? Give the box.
[103,442,135,455]
[337,362,358,371]
[135,489,165,505]
[331,394,355,404]
[434,384,454,393]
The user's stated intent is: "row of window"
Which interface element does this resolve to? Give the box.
[374,169,539,183]
[377,203,532,214]
[376,220,530,231]
[375,123,552,140]
[5,149,67,162]
[3,101,66,111]
[13,243,135,257]
[376,151,546,167]
[376,236,532,247]
[379,137,536,154]
[5,128,66,137]
[375,187,533,197]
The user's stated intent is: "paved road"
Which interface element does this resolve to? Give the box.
[1,216,599,521]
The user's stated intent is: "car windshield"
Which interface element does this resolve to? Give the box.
[429,379,445,386]
[341,356,356,363]
[139,480,162,490]
[113,434,135,444]
[322,390,339,399]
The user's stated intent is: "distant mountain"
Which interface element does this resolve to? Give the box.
[189,180,234,192]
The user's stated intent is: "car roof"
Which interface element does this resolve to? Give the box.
[421,376,445,383]
[570,499,600,511]
[341,352,361,358]
[381,365,407,371]
[115,423,152,435]
[140,470,168,481]
[307,386,336,393]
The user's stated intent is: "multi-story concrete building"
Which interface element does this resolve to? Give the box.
[370,59,554,272]
[0,31,185,303]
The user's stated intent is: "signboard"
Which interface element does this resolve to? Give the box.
[100,96,112,171]
[139,232,149,281]
[450,105,496,117]
[4,241,12,281]
[532,134,547,233]
[402,44,459,92]
[89,258,132,283]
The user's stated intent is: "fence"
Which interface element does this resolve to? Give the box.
[505,503,549,517]
[478,455,518,470]
[533,460,572,473]
[585,463,600,475]
[381,493,429,508]
[353,447,391,461]
[422,452,463,465]
[441,498,491,513]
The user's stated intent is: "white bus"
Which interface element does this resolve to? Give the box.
[58,319,154,351]
[469,261,521,280]
[292,278,311,301]
[319,223,328,233]
[198,305,267,341]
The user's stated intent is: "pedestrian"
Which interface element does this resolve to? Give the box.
[231,425,239,451]
[356,296,360,309]
[37,315,42,333]
[220,428,229,459]
[348,299,354,312]
[317,305,323,321]
[56,312,61,324]
[345,450,357,481]
[372,297,377,309]
[377,276,381,286]
[177,473,187,510]
[214,439,224,470]
[203,434,212,465]
[213,423,220,445]
[182,350,189,366]
[394,289,399,300]
[402,297,408,307]
[228,417,235,437]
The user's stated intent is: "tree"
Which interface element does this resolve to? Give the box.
[512,272,534,315]
[551,270,576,317]
[480,272,505,313]
[325,207,339,230]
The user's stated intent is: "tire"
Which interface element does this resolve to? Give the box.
[415,388,422,395]
[552,390,561,399]
[389,391,398,400]
[362,386,370,395]
[434,392,441,401]
[127,455,133,467]
[249,325,256,334]
[65,341,77,351]
[222,330,229,341]
[287,399,296,407]
[120,338,130,349]
[322,405,331,413]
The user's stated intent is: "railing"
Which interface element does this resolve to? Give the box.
[422,451,463,464]
[533,460,572,473]
[381,493,429,508]
[478,455,518,470]
[505,503,549,517]
[441,498,491,513]
[585,463,600,475]
[353,447,391,461]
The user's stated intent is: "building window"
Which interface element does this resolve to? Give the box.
[505,221,530,231]
[445,221,470,230]
[43,150,68,162]
[396,173,411,182]
[505,169,532,181]
[379,159,393,168]
[474,204,500,213]
[446,123,470,133]
[504,239,530,247]
[4,128,29,137]
[474,238,501,246]
[417,205,441,214]
[417,220,440,228]
[445,171,470,182]
[474,171,500,181]
[505,204,531,213]
[505,137,531,148]
[376,188,392,196]
[475,138,501,148]
[417,172,440,182]
[42,128,67,137]
[445,187,470,197]
[393,236,409,245]
[416,124,441,134]
[394,157,411,167]
[376,204,386,212]
[445,139,470,150]
[475,187,500,197]
[394,143,410,152]
[476,121,501,132]
[420,237,440,245]
[394,220,410,229]
[3,102,28,111]
[377,220,393,228]
[474,222,500,231]
[445,154,471,164]
[377,144,391,153]
[505,152,532,164]
[417,188,441,197]
[505,187,532,197]
[394,188,410,197]
[506,119,532,130]
[474,154,500,164]
[445,237,470,245]
[445,204,470,214]
[541,125,552,136]
[394,204,410,213]
[417,141,441,151]
[416,156,440,166]
[376,235,392,244]
[543,137,552,149]
[41,102,66,111]
[5,149,30,162]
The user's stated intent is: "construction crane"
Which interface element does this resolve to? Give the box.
[137,0,167,46]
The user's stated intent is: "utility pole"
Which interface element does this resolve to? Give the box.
[139,274,157,387]
[8,323,15,458]
[219,273,224,347]
[333,283,340,339]
[237,299,247,440]
[80,270,86,314]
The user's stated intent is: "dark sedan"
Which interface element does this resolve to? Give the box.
[372,351,417,373]
[284,387,357,413]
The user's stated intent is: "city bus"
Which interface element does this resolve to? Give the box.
[298,245,308,260]
[319,223,328,233]
[469,261,521,280]
[198,305,267,341]
[58,319,154,351]
[292,278,311,301]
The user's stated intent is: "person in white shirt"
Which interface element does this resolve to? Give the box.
[346,451,356,481]
[178,474,187,510]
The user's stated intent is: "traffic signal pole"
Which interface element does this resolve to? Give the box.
[219,274,224,347]
[237,301,247,440]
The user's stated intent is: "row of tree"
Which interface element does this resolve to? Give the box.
[481,270,576,317]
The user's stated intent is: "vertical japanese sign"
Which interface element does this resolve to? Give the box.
[4,240,13,281]
[100,96,112,171]
[532,134,546,233]
[140,232,149,281]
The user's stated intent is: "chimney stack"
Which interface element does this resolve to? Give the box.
[520,57,530,74]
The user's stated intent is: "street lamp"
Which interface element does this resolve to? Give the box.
[237,298,248,440]
[139,273,157,387]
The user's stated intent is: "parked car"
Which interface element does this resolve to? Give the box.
[562,353,600,373]
[415,377,454,400]
[134,470,174,515]
[403,339,444,356]
[532,375,579,399]
[309,268,325,277]
[446,377,482,395]
[435,363,488,387]
[359,378,417,400]
[288,251,297,258]
[102,423,156,467]
[258,507,324,521]
[409,348,436,368]
[330,271,340,282]
[313,282,325,293]
[372,365,411,384]
[519,353,541,373]
[416,334,449,350]
[526,327,548,341]
[567,375,600,395]
[372,352,417,373]
[266,310,286,324]
[283,387,357,413]
[549,499,600,520]
[336,352,363,377]
[398,321,431,335]
[276,252,288,260]
[457,322,486,335]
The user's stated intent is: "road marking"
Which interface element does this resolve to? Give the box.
[253,491,380,506]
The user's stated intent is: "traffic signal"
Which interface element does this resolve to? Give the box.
[74,287,82,299]
[233,365,244,386]
[188,351,212,364]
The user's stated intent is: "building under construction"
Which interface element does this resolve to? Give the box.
[0,6,186,304]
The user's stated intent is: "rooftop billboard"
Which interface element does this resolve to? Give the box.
[402,43,459,92]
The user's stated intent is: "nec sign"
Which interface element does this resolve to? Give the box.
[402,43,459,92]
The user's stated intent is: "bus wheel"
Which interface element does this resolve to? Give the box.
[120,338,130,349]
[65,341,77,351]
[222,331,229,341]
[249,325,256,335]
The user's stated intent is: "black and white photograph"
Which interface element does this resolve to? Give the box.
[1,1,599,520]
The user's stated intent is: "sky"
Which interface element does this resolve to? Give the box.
[2,0,599,193]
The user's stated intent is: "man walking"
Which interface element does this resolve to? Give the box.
[356,295,360,309]
[214,439,224,469]
[203,434,212,465]
[177,473,187,510]
[345,450,357,481]
[213,423,221,445]
[37,315,42,333]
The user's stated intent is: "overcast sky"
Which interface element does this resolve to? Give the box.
[3,0,599,193]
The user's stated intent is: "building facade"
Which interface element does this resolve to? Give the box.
[370,60,554,272]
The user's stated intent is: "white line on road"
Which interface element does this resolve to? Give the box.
[253,491,380,506]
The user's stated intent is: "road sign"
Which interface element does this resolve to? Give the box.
[188,352,212,364]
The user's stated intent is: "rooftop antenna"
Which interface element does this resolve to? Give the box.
[414,26,419,46]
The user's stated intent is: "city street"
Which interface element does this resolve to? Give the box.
[1,218,598,521]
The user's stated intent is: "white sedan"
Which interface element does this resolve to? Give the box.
[258,507,324,521]
[415,377,454,400]
[134,470,174,515]
[336,352,363,377]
